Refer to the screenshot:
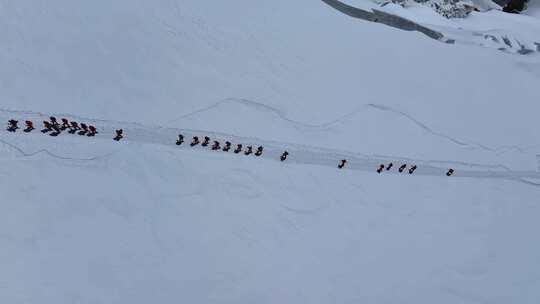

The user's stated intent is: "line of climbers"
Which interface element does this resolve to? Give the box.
[177,134,292,162]
[176,134,270,157]
[7,118,124,141]
[7,119,454,176]
[338,160,455,177]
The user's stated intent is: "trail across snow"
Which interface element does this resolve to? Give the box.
[3,109,539,188]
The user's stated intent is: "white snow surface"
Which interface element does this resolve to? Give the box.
[1,0,540,303]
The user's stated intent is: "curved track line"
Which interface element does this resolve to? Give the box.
[170,98,372,131]
[164,99,533,154]
[366,103,494,151]
[167,97,344,130]
[0,137,116,161]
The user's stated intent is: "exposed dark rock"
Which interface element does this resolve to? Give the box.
[321,0,444,40]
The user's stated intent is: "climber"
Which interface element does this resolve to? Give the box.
[24,121,34,133]
[87,125,97,137]
[377,164,385,174]
[41,121,53,133]
[50,116,59,127]
[280,151,289,162]
[338,159,347,169]
[234,144,243,154]
[78,123,89,135]
[398,164,407,173]
[223,141,232,152]
[254,146,263,156]
[244,146,253,155]
[113,129,123,141]
[176,134,184,146]
[191,136,200,146]
[69,121,80,134]
[409,165,417,174]
[446,169,455,177]
[7,120,18,132]
[211,141,221,150]
[386,163,393,171]
[61,118,70,130]
[50,124,62,137]
[201,136,210,147]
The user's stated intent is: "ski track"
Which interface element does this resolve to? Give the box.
[166,97,343,130]
[163,99,534,154]
[366,104,490,150]
[2,109,540,189]
[0,137,116,162]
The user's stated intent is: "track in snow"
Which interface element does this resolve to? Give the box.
[2,109,540,188]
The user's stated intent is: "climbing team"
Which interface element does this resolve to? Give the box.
[7,117,119,141]
[7,120,18,132]
[178,134,265,158]
[374,162,420,174]
[171,131,457,177]
[6,118,456,177]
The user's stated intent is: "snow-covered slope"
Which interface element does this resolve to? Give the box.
[339,0,540,53]
[3,131,540,304]
[2,0,540,167]
[2,0,540,303]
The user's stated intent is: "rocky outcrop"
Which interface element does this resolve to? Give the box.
[321,0,445,40]
[387,0,479,18]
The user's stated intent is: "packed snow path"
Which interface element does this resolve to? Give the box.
[2,109,540,187]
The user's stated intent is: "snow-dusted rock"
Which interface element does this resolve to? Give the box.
[388,0,479,18]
